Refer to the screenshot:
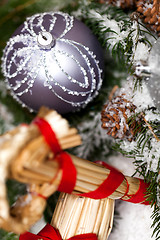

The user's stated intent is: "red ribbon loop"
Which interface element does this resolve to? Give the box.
[122,179,150,205]
[33,118,61,154]
[19,224,98,240]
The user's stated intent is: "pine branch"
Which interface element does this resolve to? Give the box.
[72,1,154,71]
[113,110,160,239]
[0,230,18,240]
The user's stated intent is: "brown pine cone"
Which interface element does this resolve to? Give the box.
[136,0,160,34]
[101,95,138,141]
[100,0,137,9]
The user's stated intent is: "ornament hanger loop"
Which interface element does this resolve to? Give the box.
[37,31,55,49]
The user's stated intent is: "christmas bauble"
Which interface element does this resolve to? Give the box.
[145,39,160,111]
[2,12,103,114]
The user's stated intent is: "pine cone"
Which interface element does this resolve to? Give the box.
[101,95,137,141]
[100,0,137,9]
[136,0,160,34]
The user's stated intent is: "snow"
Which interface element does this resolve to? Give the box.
[109,201,153,240]
[120,133,160,173]
[145,109,160,121]
[134,42,150,62]
[144,3,153,10]
[148,38,160,75]
[87,9,129,50]
[118,76,160,173]
[120,78,155,112]
[132,83,155,112]
[143,138,160,172]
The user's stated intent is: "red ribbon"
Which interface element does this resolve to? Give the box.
[79,161,125,199]
[33,118,77,194]
[19,224,98,240]
[122,178,150,205]
[33,118,61,154]
[56,152,77,193]
[79,161,149,204]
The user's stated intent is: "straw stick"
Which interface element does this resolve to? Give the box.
[51,193,114,240]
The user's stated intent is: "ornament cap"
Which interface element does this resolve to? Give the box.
[37,31,55,49]
[135,62,151,77]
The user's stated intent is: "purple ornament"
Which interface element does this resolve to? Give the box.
[2,12,103,114]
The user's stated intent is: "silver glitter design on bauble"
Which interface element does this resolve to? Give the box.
[2,12,103,112]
